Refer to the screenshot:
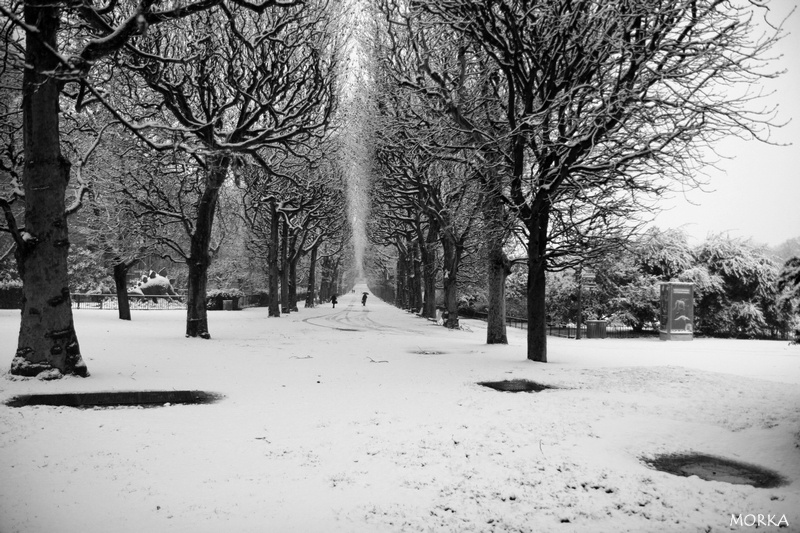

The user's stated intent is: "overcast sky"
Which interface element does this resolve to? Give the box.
[652,3,800,247]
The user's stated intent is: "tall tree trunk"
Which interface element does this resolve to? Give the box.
[268,201,280,317]
[331,259,341,297]
[411,240,423,312]
[319,256,330,303]
[483,165,510,344]
[113,261,133,321]
[185,155,229,338]
[396,249,407,309]
[423,263,437,318]
[486,242,511,343]
[305,244,319,308]
[420,219,439,319]
[441,235,462,329]
[10,4,88,378]
[280,218,289,314]
[575,276,583,340]
[288,257,298,312]
[526,207,550,362]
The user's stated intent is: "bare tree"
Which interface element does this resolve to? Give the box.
[285,181,346,311]
[113,1,339,337]
[372,76,484,326]
[239,146,347,313]
[0,0,308,377]
[374,0,515,341]
[376,144,482,326]
[0,25,24,268]
[62,116,155,321]
[370,155,427,313]
[415,0,787,362]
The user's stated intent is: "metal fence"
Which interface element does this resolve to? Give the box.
[72,294,187,311]
[460,309,797,341]
[459,309,658,338]
[544,324,659,339]
[239,294,270,308]
[71,293,270,311]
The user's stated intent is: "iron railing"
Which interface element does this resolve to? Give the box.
[71,293,271,311]
[544,324,659,339]
[71,293,186,311]
[459,309,659,338]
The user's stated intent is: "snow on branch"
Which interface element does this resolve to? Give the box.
[65,121,120,216]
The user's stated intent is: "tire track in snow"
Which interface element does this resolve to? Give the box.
[301,301,418,335]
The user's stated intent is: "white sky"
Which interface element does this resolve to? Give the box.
[653,3,800,247]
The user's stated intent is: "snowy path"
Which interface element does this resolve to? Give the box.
[1,285,799,533]
[302,292,420,335]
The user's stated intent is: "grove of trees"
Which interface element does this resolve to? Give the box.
[0,0,348,377]
[1,0,797,379]
[365,0,793,361]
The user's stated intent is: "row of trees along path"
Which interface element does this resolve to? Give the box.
[368,0,785,361]
[0,0,787,377]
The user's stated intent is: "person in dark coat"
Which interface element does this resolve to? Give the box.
[331,294,338,308]
[361,292,368,306]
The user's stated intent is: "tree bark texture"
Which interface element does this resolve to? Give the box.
[483,166,510,344]
[442,236,462,329]
[331,260,341,297]
[526,208,550,362]
[422,257,437,319]
[268,201,280,316]
[395,249,407,309]
[319,256,331,303]
[305,245,318,308]
[113,261,132,321]
[185,155,229,338]
[486,244,511,343]
[410,240,423,312]
[10,3,88,378]
[280,218,289,314]
[420,219,439,319]
[576,278,583,340]
[288,258,298,312]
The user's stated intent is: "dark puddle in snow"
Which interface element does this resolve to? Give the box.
[643,453,787,488]
[478,379,558,393]
[4,390,223,409]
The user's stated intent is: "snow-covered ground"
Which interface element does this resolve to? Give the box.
[1,284,798,533]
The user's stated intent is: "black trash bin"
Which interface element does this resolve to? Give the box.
[586,320,607,339]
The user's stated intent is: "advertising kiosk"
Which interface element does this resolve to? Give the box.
[659,282,694,341]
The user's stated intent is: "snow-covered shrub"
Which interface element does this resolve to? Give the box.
[727,301,767,338]
[691,235,781,337]
[206,288,244,310]
[247,289,270,308]
[0,276,22,290]
[543,270,577,324]
[86,281,113,295]
[0,276,23,309]
[207,288,245,299]
[457,292,483,313]
[607,275,660,332]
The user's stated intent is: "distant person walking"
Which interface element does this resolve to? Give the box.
[361,292,368,306]
[331,294,338,308]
